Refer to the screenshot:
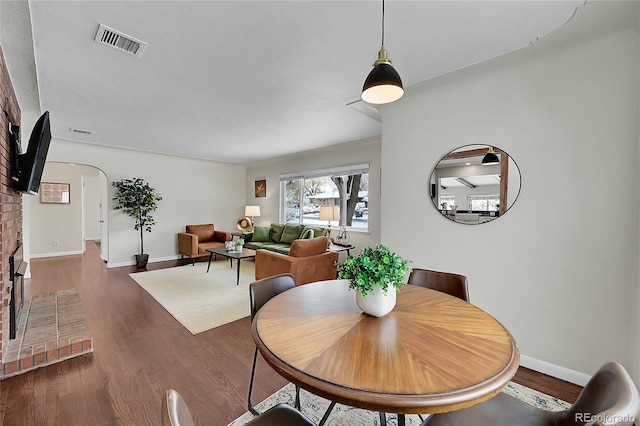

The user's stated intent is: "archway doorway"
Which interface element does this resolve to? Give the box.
[27,162,109,263]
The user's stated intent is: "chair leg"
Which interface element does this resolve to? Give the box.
[379,412,387,426]
[318,401,336,426]
[247,347,260,416]
[294,385,301,409]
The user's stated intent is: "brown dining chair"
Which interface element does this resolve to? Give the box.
[162,389,195,426]
[407,268,469,302]
[245,403,316,426]
[248,273,299,415]
[420,361,640,426]
[162,389,315,426]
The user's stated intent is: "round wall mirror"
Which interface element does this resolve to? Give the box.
[429,144,521,224]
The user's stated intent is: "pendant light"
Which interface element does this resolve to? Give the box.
[361,0,404,104]
[481,147,500,165]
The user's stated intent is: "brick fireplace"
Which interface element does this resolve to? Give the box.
[0,45,26,376]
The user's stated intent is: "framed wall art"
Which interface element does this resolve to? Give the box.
[254,179,266,198]
[40,182,70,204]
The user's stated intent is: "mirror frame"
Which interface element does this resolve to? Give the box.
[430,145,521,224]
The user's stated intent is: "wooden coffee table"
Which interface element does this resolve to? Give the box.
[205,247,256,285]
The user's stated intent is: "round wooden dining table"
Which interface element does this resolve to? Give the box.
[252,280,520,416]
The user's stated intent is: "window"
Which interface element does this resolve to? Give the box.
[438,195,456,211]
[467,195,500,211]
[280,164,369,231]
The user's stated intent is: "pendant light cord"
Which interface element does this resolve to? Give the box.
[381,0,385,46]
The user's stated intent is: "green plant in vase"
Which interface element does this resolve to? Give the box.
[112,177,162,268]
[338,244,409,317]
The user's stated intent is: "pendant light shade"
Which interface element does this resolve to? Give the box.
[361,0,403,105]
[482,147,500,165]
[361,47,404,104]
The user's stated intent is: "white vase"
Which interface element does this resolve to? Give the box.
[356,285,397,317]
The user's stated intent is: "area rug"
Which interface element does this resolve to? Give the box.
[228,382,570,426]
[129,259,255,334]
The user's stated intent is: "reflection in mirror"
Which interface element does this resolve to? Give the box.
[429,145,521,224]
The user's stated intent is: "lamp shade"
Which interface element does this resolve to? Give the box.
[481,148,500,165]
[361,45,404,105]
[245,205,261,217]
[319,206,339,222]
[362,62,404,104]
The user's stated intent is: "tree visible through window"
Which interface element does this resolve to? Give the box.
[281,165,369,230]
[468,195,500,211]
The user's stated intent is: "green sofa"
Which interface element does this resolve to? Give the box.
[244,223,328,254]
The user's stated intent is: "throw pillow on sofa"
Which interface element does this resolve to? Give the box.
[252,226,271,242]
[270,223,285,242]
[280,224,304,244]
[289,236,329,257]
[300,228,314,239]
[301,226,327,238]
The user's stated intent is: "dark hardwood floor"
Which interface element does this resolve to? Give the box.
[0,242,582,425]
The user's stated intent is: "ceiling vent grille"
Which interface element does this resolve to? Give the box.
[94,24,147,56]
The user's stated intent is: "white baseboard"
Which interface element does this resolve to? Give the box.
[30,250,84,259]
[520,354,591,386]
[106,254,181,269]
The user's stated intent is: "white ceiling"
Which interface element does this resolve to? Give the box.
[19,1,584,164]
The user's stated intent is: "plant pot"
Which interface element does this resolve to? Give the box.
[136,254,149,269]
[356,285,397,317]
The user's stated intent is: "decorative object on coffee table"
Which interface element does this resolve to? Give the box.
[338,244,409,317]
[235,238,245,252]
[112,177,162,269]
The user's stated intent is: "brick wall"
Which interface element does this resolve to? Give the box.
[0,45,24,367]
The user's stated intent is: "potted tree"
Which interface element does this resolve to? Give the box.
[112,177,162,269]
[338,244,409,317]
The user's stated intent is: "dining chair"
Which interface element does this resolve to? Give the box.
[162,389,195,426]
[407,268,469,302]
[420,361,640,426]
[248,273,299,415]
[244,403,316,426]
[162,389,315,426]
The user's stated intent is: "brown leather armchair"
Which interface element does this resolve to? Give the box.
[255,236,338,285]
[177,224,231,265]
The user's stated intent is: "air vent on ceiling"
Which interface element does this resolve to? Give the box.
[94,24,147,57]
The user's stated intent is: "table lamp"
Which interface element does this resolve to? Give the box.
[319,206,339,239]
[245,205,261,230]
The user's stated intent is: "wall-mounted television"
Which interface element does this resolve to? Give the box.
[11,111,51,195]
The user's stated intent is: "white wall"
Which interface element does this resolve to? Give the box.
[245,137,382,259]
[29,163,98,257]
[44,139,246,267]
[380,9,640,383]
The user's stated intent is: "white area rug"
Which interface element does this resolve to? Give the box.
[129,259,255,334]
[228,382,570,426]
